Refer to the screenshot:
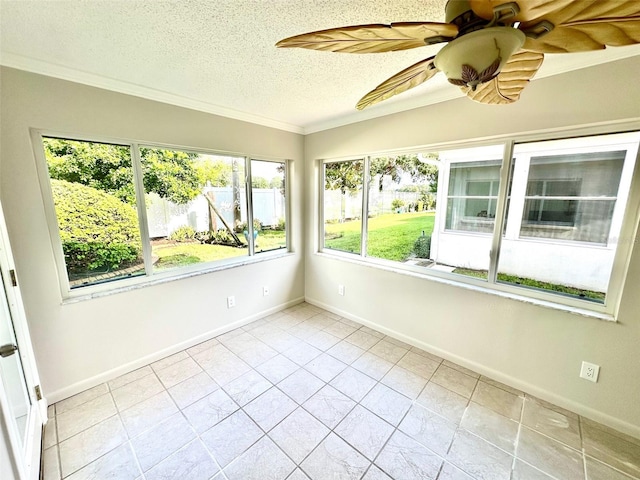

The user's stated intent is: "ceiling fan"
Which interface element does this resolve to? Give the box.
[276,0,640,109]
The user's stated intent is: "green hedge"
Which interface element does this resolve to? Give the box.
[51,180,142,273]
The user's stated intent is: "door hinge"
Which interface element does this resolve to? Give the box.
[9,269,17,287]
[35,385,43,401]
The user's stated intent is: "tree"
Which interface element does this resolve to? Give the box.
[251,176,269,188]
[195,159,232,187]
[325,161,364,222]
[370,154,439,192]
[44,139,203,204]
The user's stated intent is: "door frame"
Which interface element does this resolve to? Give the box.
[0,201,46,480]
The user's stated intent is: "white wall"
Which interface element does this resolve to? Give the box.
[0,67,305,401]
[304,56,640,437]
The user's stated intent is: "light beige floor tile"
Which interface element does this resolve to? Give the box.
[410,346,444,364]
[438,462,476,480]
[585,455,638,480]
[352,352,394,380]
[55,383,109,414]
[235,342,279,367]
[108,366,154,390]
[43,416,57,448]
[381,364,429,399]
[43,446,61,480]
[130,412,196,472]
[155,356,203,389]
[375,430,443,480]
[66,443,141,480]
[517,426,585,480]
[431,365,478,399]
[582,421,640,478]
[301,433,370,480]
[369,339,409,363]
[269,407,330,463]
[345,330,381,350]
[511,459,556,480]
[255,354,299,384]
[281,342,322,366]
[201,410,263,467]
[362,465,393,480]
[397,351,440,380]
[288,468,311,479]
[323,321,357,339]
[58,415,127,477]
[360,383,411,426]
[56,393,117,442]
[522,396,581,449]
[359,326,385,339]
[150,351,189,372]
[399,404,457,456]
[479,376,522,396]
[330,366,377,402]
[305,330,341,351]
[381,336,412,350]
[244,386,297,431]
[120,391,179,437]
[111,373,165,412]
[447,430,513,480]
[326,341,366,364]
[302,384,356,428]
[461,402,519,454]
[334,405,394,460]
[223,370,272,406]
[259,330,300,352]
[185,337,219,356]
[304,352,347,383]
[182,388,238,434]
[443,361,480,379]
[167,371,218,409]
[205,354,252,386]
[471,380,523,421]
[277,369,324,404]
[224,436,295,480]
[416,382,469,424]
[146,439,219,480]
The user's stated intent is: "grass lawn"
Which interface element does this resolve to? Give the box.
[453,268,605,302]
[325,212,435,261]
[153,229,287,269]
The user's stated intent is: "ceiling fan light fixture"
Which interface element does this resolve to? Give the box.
[434,27,525,89]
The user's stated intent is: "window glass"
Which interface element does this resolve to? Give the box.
[366,154,438,262]
[43,137,145,288]
[141,147,248,273]
[251,160,287,253]
[498,142,632,303]
[323,160,364,254]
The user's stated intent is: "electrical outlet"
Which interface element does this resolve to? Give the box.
[580,361,600,383]
[227,296,236,308]
[338,284,345,296]
[263,286,269,296]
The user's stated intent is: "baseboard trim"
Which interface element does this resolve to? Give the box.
[305,296,640,440]
[46,297,305,404]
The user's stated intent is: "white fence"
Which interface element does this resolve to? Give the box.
[146,186,285,238]
[324,190,422,221]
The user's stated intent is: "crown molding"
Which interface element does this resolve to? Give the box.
[0,53,305,135]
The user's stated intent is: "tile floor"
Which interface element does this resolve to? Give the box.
[42,303,640,480]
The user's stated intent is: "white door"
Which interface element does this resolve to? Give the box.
[0,202,45,480]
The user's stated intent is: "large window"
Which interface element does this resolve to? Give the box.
[320,132,640,316]
[37,134,289,296]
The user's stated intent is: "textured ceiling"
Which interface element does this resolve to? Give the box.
[1,0,640,133]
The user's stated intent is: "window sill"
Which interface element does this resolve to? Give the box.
[61,250,294,305]
[315,251,616,322]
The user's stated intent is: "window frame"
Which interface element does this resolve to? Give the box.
[31,129,291,301]
[318,127,640,320]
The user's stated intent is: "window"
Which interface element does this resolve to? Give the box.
[36,134,289,296]
[320,131,640,316]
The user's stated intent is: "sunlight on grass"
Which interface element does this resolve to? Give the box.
[153,230,286,270]
[324,212,435,261]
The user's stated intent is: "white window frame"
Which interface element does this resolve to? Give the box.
[31,130,291,301]
[318,127,640,320]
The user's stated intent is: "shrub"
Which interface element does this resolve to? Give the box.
[169,225,196,242]
[413,234,431,259]
[235,218,262,233]
[51,180,142,273]
[391,199,405,210]
[275,217,286,231]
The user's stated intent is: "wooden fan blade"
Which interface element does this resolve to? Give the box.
[276,22,457,53]
[356,56,439,110]
[460,50,544,105]
[469,0,640,53]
